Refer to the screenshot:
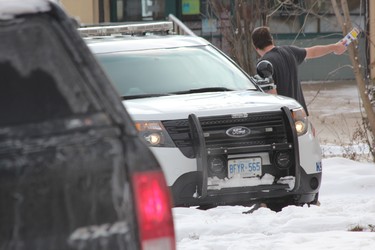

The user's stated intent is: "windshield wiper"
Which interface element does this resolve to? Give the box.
[122,93,171,100]
[171,87,234,95]
[122,87,235,100]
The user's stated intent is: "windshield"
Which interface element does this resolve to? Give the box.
[96,45,257,98]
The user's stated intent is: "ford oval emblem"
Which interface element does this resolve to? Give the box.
[226,126,251,137]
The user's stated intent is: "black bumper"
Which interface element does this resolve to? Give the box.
[169,107,321,207]
[171,167,321,207]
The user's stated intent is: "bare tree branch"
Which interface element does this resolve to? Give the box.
[291,1,319,44]
[209,0,263,75]
[331,0,345,30]
[329,0,375,159]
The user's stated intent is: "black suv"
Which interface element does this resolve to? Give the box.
[0,1,175,250]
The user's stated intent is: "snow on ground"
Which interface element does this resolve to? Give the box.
[173,157,375,250]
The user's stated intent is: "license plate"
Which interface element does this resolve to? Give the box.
[228,157,262,178]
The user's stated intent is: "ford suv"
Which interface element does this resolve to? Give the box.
[0,1,175,249]
[80,22,322,211]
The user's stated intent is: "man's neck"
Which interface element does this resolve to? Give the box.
[259,44,275,56]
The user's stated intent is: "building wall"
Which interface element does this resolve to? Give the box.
[60,0,97,24]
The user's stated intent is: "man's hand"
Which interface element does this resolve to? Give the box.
[333,40,348,55]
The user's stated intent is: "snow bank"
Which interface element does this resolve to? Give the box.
[174,158,375,250]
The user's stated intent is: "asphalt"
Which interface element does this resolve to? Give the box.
[302,80,363,145]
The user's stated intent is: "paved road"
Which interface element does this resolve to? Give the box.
[302,80,363,145]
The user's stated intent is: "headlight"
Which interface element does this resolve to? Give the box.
[291,108,308,136]
[135,121,175,147]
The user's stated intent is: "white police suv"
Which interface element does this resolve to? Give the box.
[80,22,322,211]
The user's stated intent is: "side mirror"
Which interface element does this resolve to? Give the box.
[256,60,273,79]
[254,60,275,92]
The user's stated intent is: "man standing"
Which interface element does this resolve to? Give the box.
[251,26,347,116]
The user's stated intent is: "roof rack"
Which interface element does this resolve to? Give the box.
[78,21,173,37]
[168,14,196,37]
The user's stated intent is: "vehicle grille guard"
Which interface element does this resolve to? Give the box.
[280,106,301,192]
[188,113,208,198]
[188,106,301,199]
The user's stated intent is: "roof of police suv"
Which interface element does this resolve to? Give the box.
[84,35,210,54]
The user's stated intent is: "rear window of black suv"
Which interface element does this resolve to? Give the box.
[0,16,98,127]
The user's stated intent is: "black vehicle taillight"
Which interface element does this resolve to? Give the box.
[132,170,176,250]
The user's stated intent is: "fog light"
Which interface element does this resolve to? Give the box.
[310,177,319,190]
[144,133,161,145]
[275,151,291,168]
[208,157,225,177]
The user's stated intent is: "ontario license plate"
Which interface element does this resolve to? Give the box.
[228,157,262,178]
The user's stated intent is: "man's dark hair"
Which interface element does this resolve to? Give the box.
[251,26,274,50]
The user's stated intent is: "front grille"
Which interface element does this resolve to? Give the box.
[162,110,288,158]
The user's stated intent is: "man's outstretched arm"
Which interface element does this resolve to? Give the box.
[305,40,347,59]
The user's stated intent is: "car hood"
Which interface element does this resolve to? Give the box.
[123,90,301,120]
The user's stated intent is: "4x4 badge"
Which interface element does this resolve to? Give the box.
[226,126,251,137]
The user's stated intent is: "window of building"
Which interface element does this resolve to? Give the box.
[111,0,165,21]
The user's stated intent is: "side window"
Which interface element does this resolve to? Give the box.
[0,16,99,127]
